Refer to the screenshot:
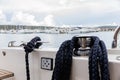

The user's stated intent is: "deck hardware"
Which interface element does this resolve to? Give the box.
[74,49,90,56]
[112,26,120,48]
[116,56,120,60]
[41,57,53,70]
[2,51,6,56]
[73,36,92,56]
[8,41,16,47]
[8,41,49,47]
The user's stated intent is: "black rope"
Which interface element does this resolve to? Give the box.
[51,40,72,80]
[25,52,30,80]
[52,36,110,80]
[89,36,110,80]
[51,36,80,80]
[24,36,42,80]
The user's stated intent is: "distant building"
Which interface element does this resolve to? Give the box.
[0,25,54,30]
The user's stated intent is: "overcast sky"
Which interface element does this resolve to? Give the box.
[0,0,120,26]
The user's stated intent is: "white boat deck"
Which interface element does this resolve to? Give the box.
[0,48,120,80]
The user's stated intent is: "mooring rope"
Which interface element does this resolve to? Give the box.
[52,36,110,80]
[89,36,110,80]
[24,36,42,80]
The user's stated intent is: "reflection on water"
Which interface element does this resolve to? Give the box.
[0,31,114,49]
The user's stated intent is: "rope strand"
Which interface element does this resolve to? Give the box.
[25,52,30,80]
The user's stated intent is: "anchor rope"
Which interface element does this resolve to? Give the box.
[52,36,110,80]
[24,36,42,80]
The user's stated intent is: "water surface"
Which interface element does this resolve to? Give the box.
[0,31,114,49]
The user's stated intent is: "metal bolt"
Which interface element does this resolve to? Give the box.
[116,56,120,60]
[2,51,6,56]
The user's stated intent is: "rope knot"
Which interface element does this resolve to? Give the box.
[24,36,42,53]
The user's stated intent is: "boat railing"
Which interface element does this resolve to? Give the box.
[8,41,49,47]
[8,41,26,47]
[112,26,120,48]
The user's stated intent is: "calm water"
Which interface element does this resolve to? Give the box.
[0,31,114,49]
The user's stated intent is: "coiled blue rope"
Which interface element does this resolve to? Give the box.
[24,36,42,80]
[52,36,110,80]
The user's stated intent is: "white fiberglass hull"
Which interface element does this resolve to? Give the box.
[0,48,120,80]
